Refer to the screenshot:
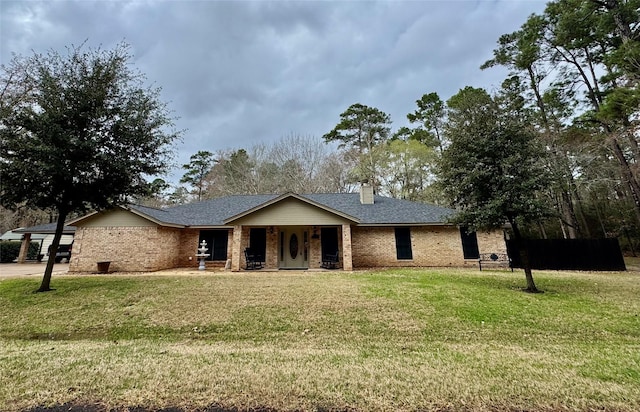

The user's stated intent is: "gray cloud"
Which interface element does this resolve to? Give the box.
[1,0,547,181]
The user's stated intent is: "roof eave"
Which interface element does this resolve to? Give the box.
[357,222,453,227]
[67,206,186,229]
[126,206,186,228]
[13,226,76,234]
[187,225,233,229]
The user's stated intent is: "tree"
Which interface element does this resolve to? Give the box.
[222,149,258,194]
[481,0,640,251]
[0,42,180,292]
[406,92,447,152]
[542,0,640,223]
[322,103,391,190]
[0,205,50,235]
[137,178,172,208]
[589,0,640,80]
[315,149,360,193]
[201,135,355,197]
[180,150,215,201]
[376,139,435,202]
[481,18,586,238]
[167,185,191,205]
[439,87,551,293]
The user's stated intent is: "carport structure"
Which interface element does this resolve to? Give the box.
[13,223,76,263]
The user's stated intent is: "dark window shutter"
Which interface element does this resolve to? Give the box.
[460,227,480,259]
[198,230,229,261]
[395,227,413,260]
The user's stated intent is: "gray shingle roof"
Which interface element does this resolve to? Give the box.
[306,193,454,225]
[131,193,454,227]
[132,195,279,226]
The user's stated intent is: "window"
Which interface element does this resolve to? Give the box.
[460,227,479,259]
[250,228,267,262]
[321,227,339,260]
[198,230,229,261]
[395,227,413,260]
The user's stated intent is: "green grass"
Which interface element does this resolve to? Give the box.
[1,269,639,411]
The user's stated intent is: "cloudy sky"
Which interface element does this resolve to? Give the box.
[1,0,547,182]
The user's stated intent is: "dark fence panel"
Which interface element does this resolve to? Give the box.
[507,238,626,271]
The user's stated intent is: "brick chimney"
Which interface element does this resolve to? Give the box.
[359,183,374,205]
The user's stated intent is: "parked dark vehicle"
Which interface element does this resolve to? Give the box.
[49,243,73,263]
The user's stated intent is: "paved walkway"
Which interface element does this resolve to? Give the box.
[0,262,69,278]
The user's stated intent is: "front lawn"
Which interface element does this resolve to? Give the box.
[0,269,638,411]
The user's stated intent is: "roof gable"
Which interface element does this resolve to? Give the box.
[224,193,359,225]
[70,207,164,227]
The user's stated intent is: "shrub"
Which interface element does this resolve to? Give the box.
[0,241,40,263]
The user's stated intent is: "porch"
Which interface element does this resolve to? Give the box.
[198,225,354,271]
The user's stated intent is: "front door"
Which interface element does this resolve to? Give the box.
[280,227,308,269]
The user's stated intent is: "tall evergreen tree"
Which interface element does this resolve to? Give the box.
[322,103,391,191]
[406,92,447,153]
[180,150,215,201]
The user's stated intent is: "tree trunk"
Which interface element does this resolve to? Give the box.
[571,176,592,238]
[37,210,67,292]
[510,219,541,293]
[561,190,579,238]
[609,135,640,224]
[537,221,548,239]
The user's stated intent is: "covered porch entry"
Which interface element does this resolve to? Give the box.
[223,194,357,271]
[235,224,349,270]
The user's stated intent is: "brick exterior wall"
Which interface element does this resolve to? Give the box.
[70,226,196,272]
[351,226,505,268]
[265,227,278,269]
[341,224,353,270]
[70,224,505,272]
[476,230,507,255]
[309,232,322,269]
[180,229,201,269]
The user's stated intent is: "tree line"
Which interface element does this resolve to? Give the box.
[161,0,638,255]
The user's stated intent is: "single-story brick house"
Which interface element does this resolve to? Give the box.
[66,185,507,272]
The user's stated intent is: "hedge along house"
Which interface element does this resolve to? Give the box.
[67,185,507,272]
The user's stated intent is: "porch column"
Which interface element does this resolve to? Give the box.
[17,233,32,263]
[231,225,243,271]
[341,224,353,271]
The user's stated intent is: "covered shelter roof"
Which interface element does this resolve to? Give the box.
[13,223,76,235]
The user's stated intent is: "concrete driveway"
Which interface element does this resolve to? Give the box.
[0,262,69,278]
